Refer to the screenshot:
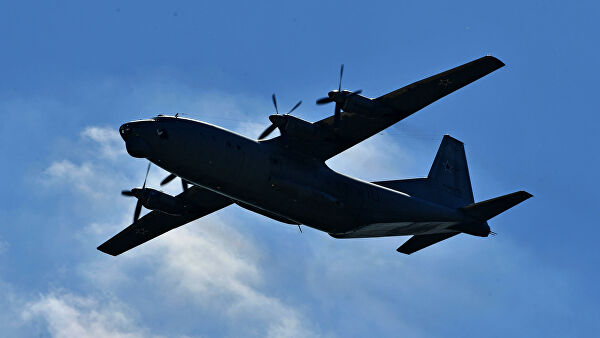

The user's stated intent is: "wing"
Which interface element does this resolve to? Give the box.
[97,186,232,256]
[303,56,504,161]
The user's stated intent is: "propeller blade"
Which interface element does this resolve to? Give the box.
[133,200,142,223]
[272,94,279,114]
[338,64,344,92]
[258,123,277,140]
[334,103,341,125]
[316,97,333,105]
[161,173,177,186]
[142,162,151,189]
[121,190,135,197]
[288,100,302,115]
[352,89,362,95]
[182,179,189,192]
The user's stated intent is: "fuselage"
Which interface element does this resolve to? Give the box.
[120,116,467,235]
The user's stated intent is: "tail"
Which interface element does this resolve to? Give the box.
[397,190,533,255]
[427,134,474,206]
[460,191,533,221]
[374,134,475,208]
[373,135,533,254]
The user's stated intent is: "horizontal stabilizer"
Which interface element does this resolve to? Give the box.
[461,191,533,221]
[397,232,460,255]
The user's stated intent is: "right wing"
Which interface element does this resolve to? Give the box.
[270,56,504,161]
[97,186,232,256]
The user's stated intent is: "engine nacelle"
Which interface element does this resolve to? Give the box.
[341,94,378,116]
[137,188,188,216]
[342,94,397,119]
[269,114,322,141]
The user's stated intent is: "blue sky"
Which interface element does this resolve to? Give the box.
[0,0,598,336]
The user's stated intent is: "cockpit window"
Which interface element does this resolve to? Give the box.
[157,128,168,139]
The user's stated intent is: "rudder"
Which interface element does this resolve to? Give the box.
[428,135,474,206]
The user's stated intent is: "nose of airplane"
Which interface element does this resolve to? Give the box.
[119,122,152,158]
[119,123,132,140]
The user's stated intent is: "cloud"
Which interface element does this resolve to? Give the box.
[41,126,131,200]
[43,160,122,200]
[81,126,125,160]
[82,214,318,338]
[21,292,154,338]
[326,132,415,181]
[151,220,316,338]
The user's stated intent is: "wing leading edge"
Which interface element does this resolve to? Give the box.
[299,56,504,161]
[97,186,232,256]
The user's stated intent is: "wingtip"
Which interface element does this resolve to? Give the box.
[482,55,505,68]
[396,247,411,255]
[97,243,119,256]
[519,190,533,199]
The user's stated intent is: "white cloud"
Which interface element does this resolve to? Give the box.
[21,292,154,338]
[43,160,123,200]
[81,126,125,160]
[326,132,415,181]
[151,221,316,338]
[84,215,319,338]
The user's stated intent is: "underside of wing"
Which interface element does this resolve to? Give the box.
[293,56,504,161]
[97,186,232,256]
[375,55,504,113]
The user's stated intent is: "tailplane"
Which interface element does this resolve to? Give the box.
[461,191,533,221]
[372,135,533,255]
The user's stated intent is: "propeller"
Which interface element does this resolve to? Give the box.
[121,162,151,223]
[316,64,344,105]
[160,173,189,192]
[316,64,362,124]
[258,94,302,140]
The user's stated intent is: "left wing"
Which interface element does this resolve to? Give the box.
[97,186,232,256]
[268,56,504,161]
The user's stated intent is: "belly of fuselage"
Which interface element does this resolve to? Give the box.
[329,221,461,238]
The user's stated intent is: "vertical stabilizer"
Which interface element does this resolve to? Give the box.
[427,135,474,207]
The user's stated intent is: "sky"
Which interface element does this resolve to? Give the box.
[0,0,599,337]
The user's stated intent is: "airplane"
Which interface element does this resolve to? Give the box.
[98,55,532,256]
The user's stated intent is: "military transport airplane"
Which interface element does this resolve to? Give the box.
[98,55,531,256]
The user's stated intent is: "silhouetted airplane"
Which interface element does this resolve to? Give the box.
[98,56,531,256]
